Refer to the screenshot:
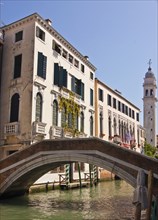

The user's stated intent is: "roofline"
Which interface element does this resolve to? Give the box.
[95,78,141,111]
[0,13,97,72]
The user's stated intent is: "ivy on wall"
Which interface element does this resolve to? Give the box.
[58,89,80,136]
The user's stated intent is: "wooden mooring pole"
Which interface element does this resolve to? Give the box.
[78,162,82,188]
[135,203,141,220]
[146,170,153,220]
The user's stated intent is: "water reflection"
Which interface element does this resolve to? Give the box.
[1,180,135,220]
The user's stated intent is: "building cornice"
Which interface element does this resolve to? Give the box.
[1,13,97,72]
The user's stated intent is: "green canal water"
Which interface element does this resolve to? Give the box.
[0,180,135,220]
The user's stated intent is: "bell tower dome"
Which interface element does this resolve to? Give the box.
[143,60,157,147]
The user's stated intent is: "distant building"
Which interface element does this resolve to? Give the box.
[95,78,144,150]
[143,63,157,147]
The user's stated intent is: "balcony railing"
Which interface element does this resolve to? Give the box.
[50,126,87,139]
[4,122,19,135]
[50,126,63,138]
[32,121,46,135]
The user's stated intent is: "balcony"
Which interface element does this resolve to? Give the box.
[32,121,46,135]
[4,122,20,136]
[50,126,63,138]
[60,87,81,105]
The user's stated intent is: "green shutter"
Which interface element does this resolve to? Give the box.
[37,52,43,77]
[62,69,67,88]
[81,82,84,101]
[54,63,59,85]
[77,79,81,95]
[14,54,22,78]
[42,55,47,79]
[59,66,63,87]
[71,76,75,92]
[90,89,93,106]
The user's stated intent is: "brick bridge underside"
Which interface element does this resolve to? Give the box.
[0,138,158,199]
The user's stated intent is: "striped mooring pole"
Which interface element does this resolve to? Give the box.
[93,165,98,185]
[65,164,70,189]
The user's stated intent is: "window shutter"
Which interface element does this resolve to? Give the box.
[54,63,59,86]
[81,82,84,101]
[36,26,40,37]
[71,76,75,92]
[42,55,47,79]
[90,89,93,106]
[77,79,81,95]
[42,31,45,41]
[52,40,56,49]
[59,66,63,87]
[37,52,43,77]
[14,54,22,79]
[62,69,67,88]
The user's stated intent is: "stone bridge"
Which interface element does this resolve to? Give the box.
[0,138,158,198]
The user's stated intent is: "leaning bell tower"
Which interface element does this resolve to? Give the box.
[143,60,157,147]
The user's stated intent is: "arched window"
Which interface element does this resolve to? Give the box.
[10,93,20,122]
[35,93,42,122]
[90,116,93,136]
[108,116,112,137]
[100,112,103,136]
[145,89,148,96]
[80,112,84,133]
[113,117,117,135]
[150,89,153,96]
[53,100,58,126]
[61,105,66,127]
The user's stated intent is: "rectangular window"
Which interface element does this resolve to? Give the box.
[90,72,94,80]
[52,40,61,54]
[74,59,79,68]
[125,106,128,115]
[113,98,116,109]
[81,64,85,73]
[118,101,121,111]
[62,49,68,59]
[15,31,23,42]
[132,110,135,119]
[99,88,103,102]
[90,89,93,106]
[54,63,67,88]
[129,108,131,117]
[136,112,139,121]
[36,26,45,41]
[14,54,22,79]
[122,103,125,113]
[69,54,73,64]
[71,76,81,95]
[37,52,47,79]
[107,94,111,106]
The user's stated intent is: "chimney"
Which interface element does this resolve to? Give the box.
[45,19,52,26]
[84,55,89,60]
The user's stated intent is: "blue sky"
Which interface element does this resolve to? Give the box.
[0,0,157,129]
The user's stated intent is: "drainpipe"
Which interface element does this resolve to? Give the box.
[95,78,98,137]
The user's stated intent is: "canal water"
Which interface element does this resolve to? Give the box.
[0,180,135,220]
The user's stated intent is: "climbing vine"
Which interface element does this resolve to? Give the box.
[58,89,80,136]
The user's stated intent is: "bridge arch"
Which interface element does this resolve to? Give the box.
[1,152,136,197]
